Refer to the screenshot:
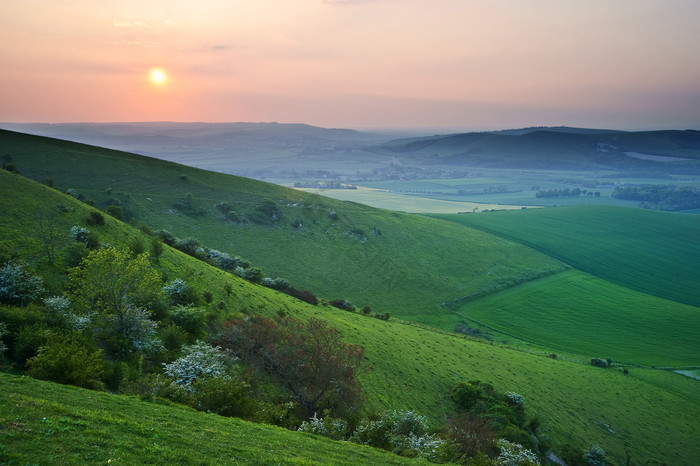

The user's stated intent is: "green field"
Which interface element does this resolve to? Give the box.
[450,269,699,367]
[434,206,700,308]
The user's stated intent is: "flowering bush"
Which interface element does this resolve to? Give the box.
[298,413,349,440]
[495,438,540,465]
[70,225,91,243]
[163,341,229,390]
[506,392,525,408]
[0,261,45,306]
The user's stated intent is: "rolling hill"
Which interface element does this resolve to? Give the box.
[2,131,700,464]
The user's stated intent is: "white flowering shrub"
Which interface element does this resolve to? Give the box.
[0,261,45,306]
[506,392,525,408]
[403,433,446,462]
[70,225,91,243]
[298,413,349,440]
[44,295,71,315]
[585,445,607,466]
[495,438,540,465]
[108,306,163,354]
[163,341,228,390]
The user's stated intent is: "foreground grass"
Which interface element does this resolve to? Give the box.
[0,374,420,465]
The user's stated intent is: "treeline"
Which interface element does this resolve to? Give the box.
[535,188,600,198]
[612,185,700,211]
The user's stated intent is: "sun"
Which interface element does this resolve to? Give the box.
[149,68,167,85]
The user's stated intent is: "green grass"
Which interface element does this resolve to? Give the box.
[434,206,700,308]
[0,373,422,465]
[2,129,564,324]
[3,134,700,464]
[451,269,699,367]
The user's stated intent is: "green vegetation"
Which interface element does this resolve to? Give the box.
[0,373,418,465]
[434,205,700,307]
[2,132,700,464]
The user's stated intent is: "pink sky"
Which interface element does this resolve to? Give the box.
[2,0,699,130]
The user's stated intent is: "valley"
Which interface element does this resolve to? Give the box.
[0,128,698,465]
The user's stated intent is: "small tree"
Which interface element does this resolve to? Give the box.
[36,208,61,264]
[0,261,45,306]
[67,248,163,356]
[218,315,364,417]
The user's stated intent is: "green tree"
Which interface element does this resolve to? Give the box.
[67,247,163,356]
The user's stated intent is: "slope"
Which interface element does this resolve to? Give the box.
[1,129,565,326]
[433,206,700,308]
[2,165,700,465]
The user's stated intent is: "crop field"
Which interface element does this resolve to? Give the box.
[450,269,699,367]
[292,185,526,213]
[434,205,700,308]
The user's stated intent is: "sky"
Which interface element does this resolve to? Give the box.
[2,0,700,130]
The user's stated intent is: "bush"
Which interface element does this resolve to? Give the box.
[84,211,105,226]
[155,229,177,246]
[174,238,206,259]
[286,288,318,305]
[162,341,229,390]
[163,279,198,306]
[235,266,264,284]
[0,261,45,306]
[189,376,253,418]
[169,304,206,339]
[106,205,124,220]
[590,358,610,368]
[27,333,105,390]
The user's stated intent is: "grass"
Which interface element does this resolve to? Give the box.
[3,134,700,464]
[450,269,700,367]
[2,129,565,324]
[434,205,700,308]
[0,373,422,465]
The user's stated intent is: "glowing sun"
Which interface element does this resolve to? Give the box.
[150,68,167,85]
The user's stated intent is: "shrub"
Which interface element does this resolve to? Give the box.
[262,277,290,290]
[169,304,206,338]
[174,238,206,259]
[163,279,198,306]
[162,341,229,390]
[27,333,105,390]
[495,438,540,465]
[70,225,98,249]
[106,205,124,220]
[590,358,610,368]
[584,445,607,466]
[189,376,252,418]
[235,266,264,284]
[84,211,105,226]
[299,413,350,441]
[155,229,177,246]
[286,287,318,305]
[63,243,89,267]
[0,322,7,356]
[0,261,45,306]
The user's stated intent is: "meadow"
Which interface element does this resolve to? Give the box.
[2,131,700,464]
[434,206,700,307]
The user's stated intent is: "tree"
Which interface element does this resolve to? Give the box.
[217,315,364,416]
[67,247,163,356]
[0,261,45,306]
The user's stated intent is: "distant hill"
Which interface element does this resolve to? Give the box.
[370,128,700,172]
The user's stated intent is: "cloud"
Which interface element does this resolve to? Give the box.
[127,41,160,48]
[112,18,152,28]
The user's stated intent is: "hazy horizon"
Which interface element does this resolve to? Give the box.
[2,1,700,130]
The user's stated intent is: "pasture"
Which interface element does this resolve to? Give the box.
[434,205,700,308]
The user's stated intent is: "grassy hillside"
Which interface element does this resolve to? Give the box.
[450,269,699,367]
[1,129,565,326]
[371,129,700,171]
[433,206,700,308]
[0,373,419,465]
[2,168,700,465]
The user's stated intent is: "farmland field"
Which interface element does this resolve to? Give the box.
[449,269,700,367]
[434,205,700,308]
